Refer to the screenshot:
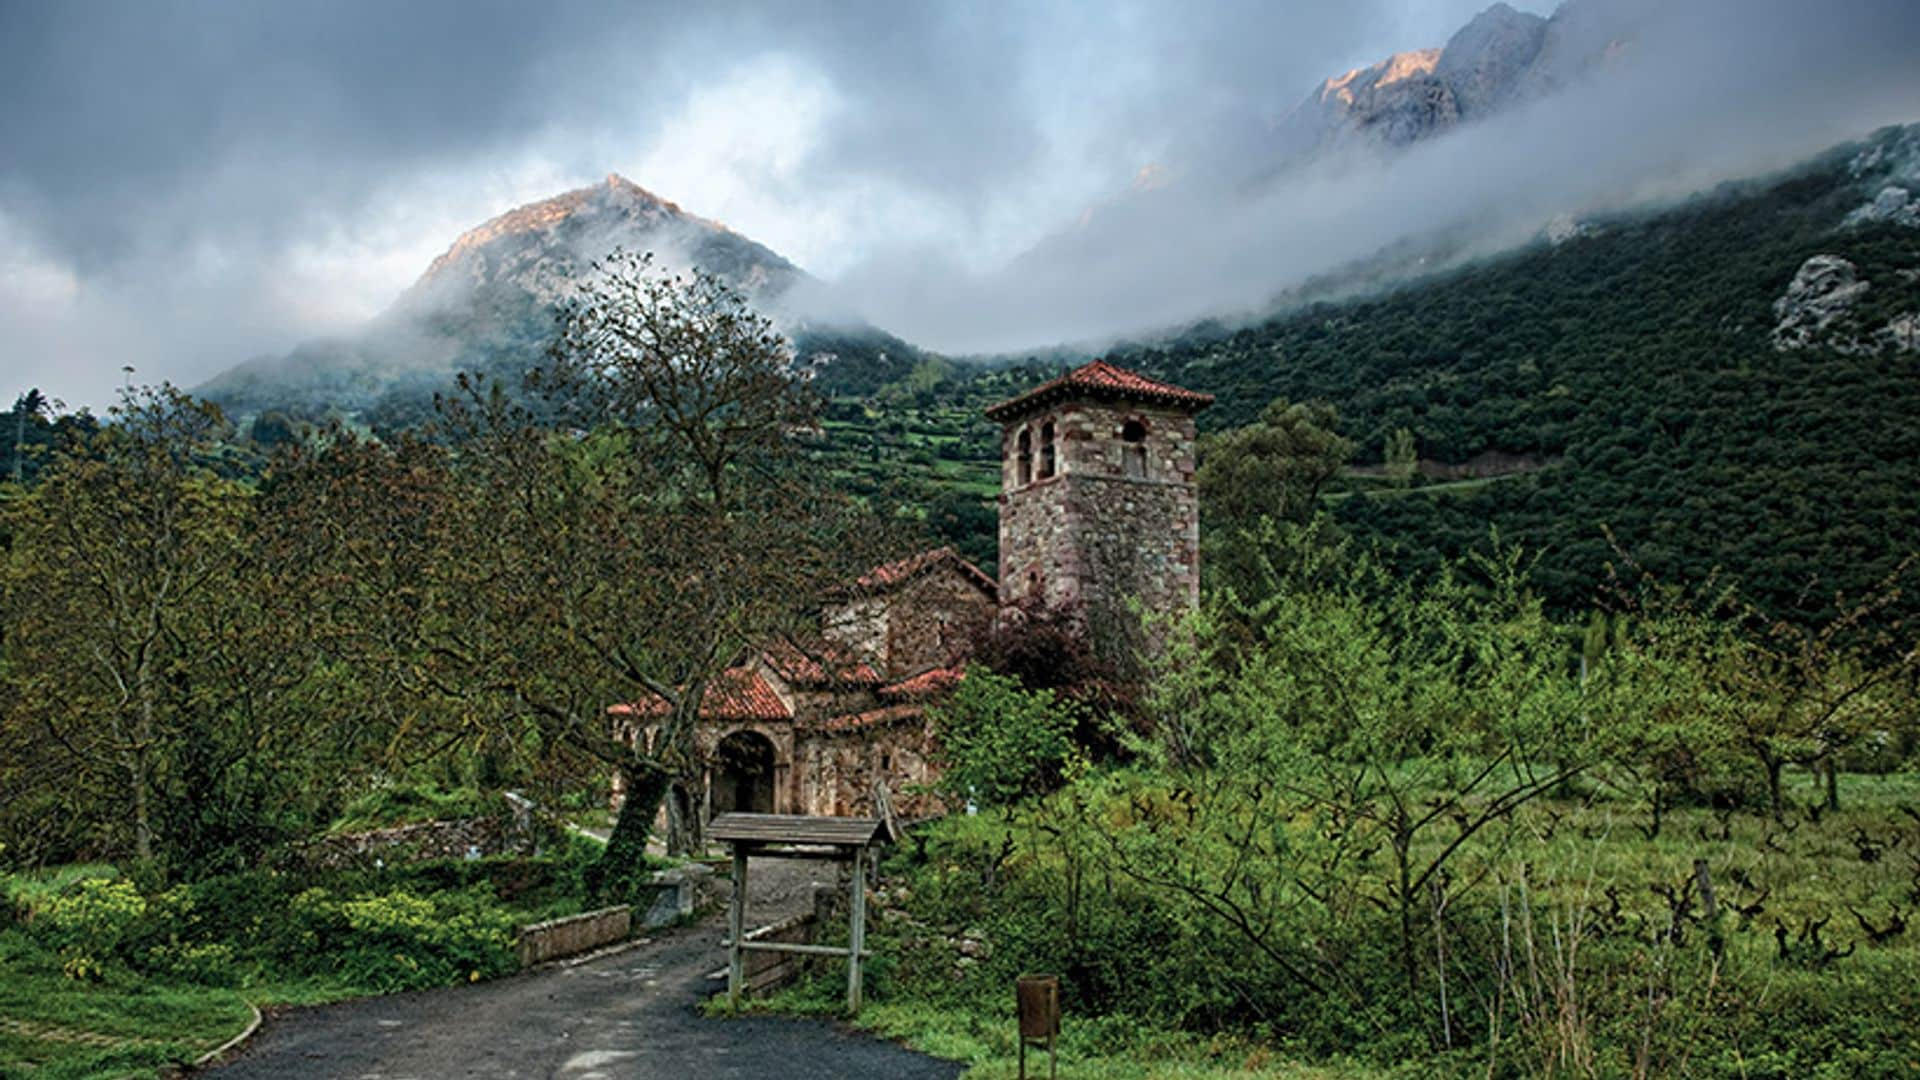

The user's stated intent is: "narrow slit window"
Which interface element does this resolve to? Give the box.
[1016,428,1033,486]
[1039,421,1056,479]
[1122,419,1148,478]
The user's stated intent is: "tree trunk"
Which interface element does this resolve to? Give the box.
[1761,751,1786,822]
[129,658,159,869]
[1392,826,1419,1001]
[589,761,670,903]
[1822,754,1840,812]
[665,779,706,856]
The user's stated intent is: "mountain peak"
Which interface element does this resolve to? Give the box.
[1437,2,1549,116]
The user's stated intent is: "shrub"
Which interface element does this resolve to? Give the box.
[31,877,148,979]
[286,886,518,992]
[928,665,1087,807]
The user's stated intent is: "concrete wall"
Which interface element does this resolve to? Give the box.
[517,906,632,967]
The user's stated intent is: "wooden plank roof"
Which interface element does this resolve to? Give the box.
[708,812,892,847]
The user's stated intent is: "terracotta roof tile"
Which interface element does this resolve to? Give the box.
[762,639,883,687]
[984,360,1214,421]
[813,703,925,734]
[880,666,965,701]
[608,667,791,723]
[852,547,997,598]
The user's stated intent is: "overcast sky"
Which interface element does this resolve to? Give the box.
[3,0,1918,410]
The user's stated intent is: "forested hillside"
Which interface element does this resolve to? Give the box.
[1121,128,1920,622]
[156,125,1920,626]
[833,126,1920,625]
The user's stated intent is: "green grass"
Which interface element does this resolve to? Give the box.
[757,767,1920,1077]
[0,835,614,1078]
[0,931,253,1078]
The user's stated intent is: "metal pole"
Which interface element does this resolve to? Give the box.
[728,845,749,1004]
[847,844,868,1013]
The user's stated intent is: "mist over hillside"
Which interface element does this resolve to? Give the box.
[839,0,1920,355]
[190,0,1920,424]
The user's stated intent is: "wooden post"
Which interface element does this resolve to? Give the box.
[847,843,868,1013]
[728,844,749,1004]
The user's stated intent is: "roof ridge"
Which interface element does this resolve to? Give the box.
[984,359,1213,421]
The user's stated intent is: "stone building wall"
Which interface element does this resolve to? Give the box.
[883,570,996,679]
[794,720,942,818]
[998,401,1201,634]
[821,564,995,680]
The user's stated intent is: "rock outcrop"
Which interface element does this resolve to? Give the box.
[1773,254,1919,354]
[405,174,801,313]
[1842,186,1920,230]
[1773,255,1871,351]
[1269,1,1631,167]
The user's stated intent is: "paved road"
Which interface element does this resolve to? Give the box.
[211,872,961,1080]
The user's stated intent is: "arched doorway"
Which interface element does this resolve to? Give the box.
[711,730,777,814]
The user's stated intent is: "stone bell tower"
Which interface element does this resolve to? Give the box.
[985,360,1213,648]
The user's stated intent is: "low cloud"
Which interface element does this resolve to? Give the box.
[1,0,1915,407]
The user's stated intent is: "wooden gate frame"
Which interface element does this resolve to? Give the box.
[709,812,896,1013]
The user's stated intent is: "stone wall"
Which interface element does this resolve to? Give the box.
[883,569,996,679]
[998,401,1201,643]
[308,816,518,869]
[795,719,942,818]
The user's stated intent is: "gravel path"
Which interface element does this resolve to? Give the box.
[209,862,958,1080]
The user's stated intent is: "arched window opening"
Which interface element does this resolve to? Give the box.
[1039,421,1057,479]
[1016,428,1033,486]
[1122,419,1149,479]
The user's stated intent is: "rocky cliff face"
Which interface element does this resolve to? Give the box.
[1269,1,1631,166]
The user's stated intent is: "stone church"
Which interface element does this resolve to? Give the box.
[613,360,1212,822]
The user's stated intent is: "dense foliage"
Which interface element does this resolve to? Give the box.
[784,535,1920,1077]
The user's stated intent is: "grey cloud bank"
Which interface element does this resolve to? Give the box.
[1,0,1916,408]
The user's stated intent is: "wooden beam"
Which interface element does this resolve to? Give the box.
[727,846,748,1005]
[731,845,851,863]
[848,843,868,1013]
[733,941,874,958]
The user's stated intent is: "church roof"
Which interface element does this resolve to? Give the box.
[812,703,925,734]
[880,666,965,701]
[762,638,884,687]
[608,667,791,723]
[848,546,997,598]
[983,360,1214,422]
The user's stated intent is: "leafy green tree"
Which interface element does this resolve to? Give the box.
[1383,426,1417,489]
[1196,399,1352,602]
[1132,546,1662,1015]
[929,665,1086,808]
[428,254,903,895]
[1,389,246,870]
[1198,398,1350,531]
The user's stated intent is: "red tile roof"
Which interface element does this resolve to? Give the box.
[851,547,997,598]
[762,639,883,687]
[984,360,1214,421]
[880,666,965,701]
[608,667,791,722]
[813,703,925,734]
